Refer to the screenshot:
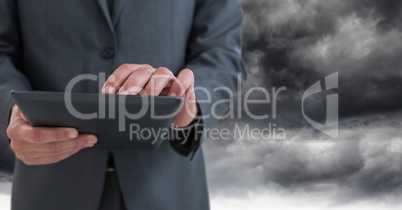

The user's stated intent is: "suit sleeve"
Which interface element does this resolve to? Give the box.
[0,0,32,142]
[170,0,246,159]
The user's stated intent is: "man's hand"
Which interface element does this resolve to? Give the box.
[102,64,198,127]
[7,104,97,165]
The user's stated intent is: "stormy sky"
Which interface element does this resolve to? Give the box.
[238,0,402,124]
[1,0,402,209]
[203,0,402,209]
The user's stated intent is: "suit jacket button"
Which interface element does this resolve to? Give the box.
[101,48,115,59]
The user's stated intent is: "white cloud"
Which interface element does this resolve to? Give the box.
[0,181,11,210]
[204,112,402,209]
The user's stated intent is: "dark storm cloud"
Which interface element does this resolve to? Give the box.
[205,112,402,203]
[206,1,402,203]
[239,0,402,122]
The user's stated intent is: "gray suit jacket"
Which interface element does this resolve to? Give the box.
[0,0,245,209]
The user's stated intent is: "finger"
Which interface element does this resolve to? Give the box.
[159,87,171,96]
[22,147,83,166]
[168,69,194,97]
[184,87,198,116]
[16,142,93,161]
[117,67,156,95]
[12,104,29,123]
[184,87,198,112]
[10,104,24,122]
[15,143,83,161]
[143,67,175,96]
[102,64,152,94]
[173,89,199,127]
[20,112,28,122]
[8,120,78,143]
[14,134,97,154]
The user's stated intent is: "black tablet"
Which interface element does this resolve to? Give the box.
[10,91,183,150]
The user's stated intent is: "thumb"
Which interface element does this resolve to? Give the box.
[20,111,28,122]
[12,104,28,122]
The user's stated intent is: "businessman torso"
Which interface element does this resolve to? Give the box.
[0,0,245,209]
[18,0,193,92]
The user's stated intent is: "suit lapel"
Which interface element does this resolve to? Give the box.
[112,0,128,26]
[96,0,115,37]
